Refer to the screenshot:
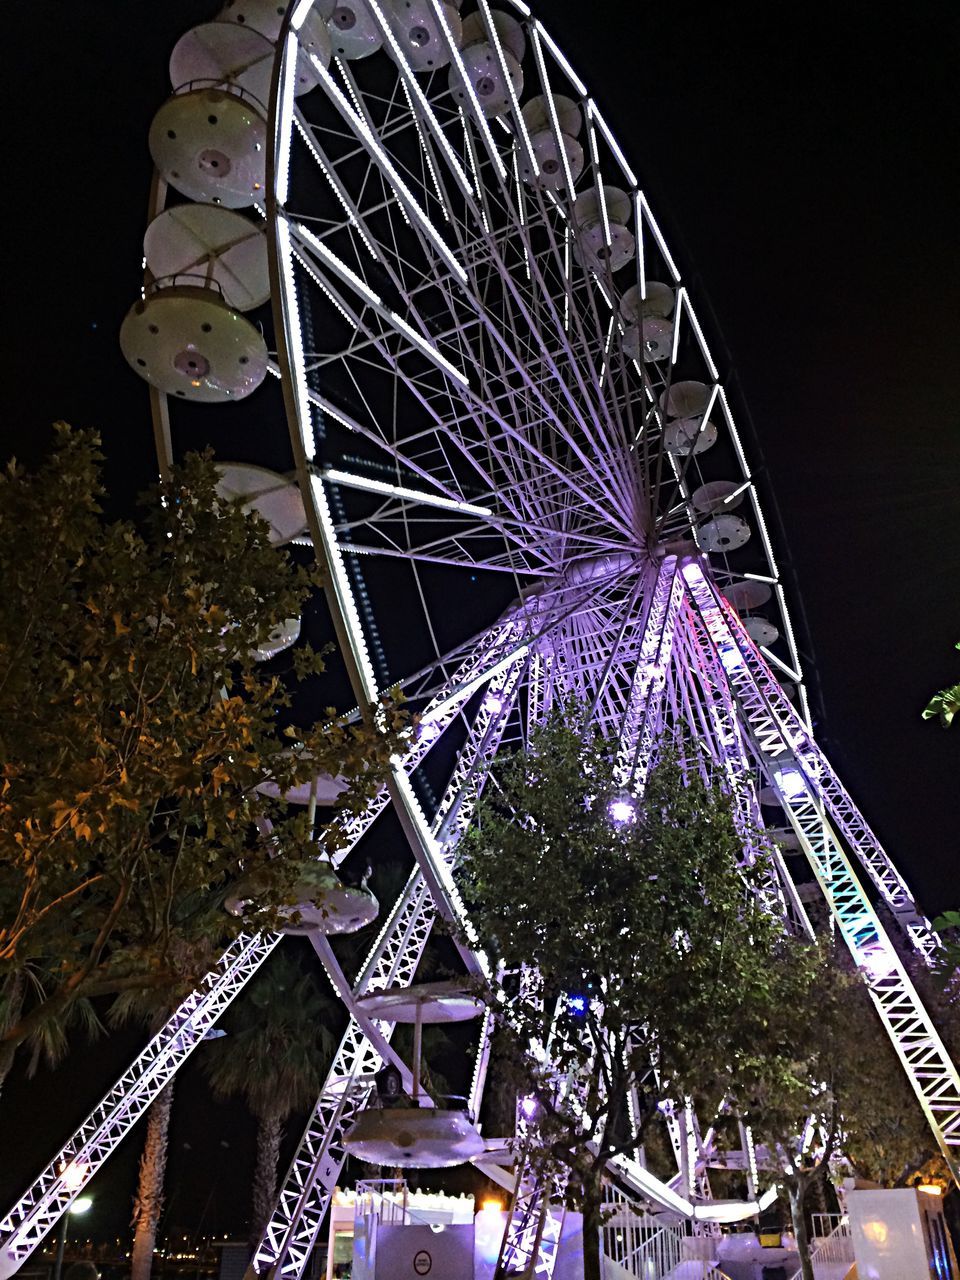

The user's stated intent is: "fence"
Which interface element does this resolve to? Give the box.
[600,1185,719,1279]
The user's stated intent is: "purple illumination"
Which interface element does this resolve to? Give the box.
[567,993,588,1016]
[608,795,637,826]
[520,1096,538,1119]
[483,690,504,715]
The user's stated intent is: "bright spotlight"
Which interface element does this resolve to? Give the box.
[60,1162,88,1192]
[608,795,636,826]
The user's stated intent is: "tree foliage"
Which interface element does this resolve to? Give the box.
[0,427,405,1078]
[715,937,936,1279]
[923,642,960,728]
[457,709,788,1280]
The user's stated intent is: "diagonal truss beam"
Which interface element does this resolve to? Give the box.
[682,559,960,1177]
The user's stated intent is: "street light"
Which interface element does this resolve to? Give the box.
[53,1192,92,1280]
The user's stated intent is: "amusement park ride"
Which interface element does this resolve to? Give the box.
[2,0,958,1276]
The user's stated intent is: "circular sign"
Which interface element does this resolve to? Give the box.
[413,1250,432,1276]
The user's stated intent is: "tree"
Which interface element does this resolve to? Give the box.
[457,709,788,1280]
[716,937,936,1280]
[130,1081,175,1280]
[923,642,960,728]
[202,947,337,1247]
[0,427,405,1084]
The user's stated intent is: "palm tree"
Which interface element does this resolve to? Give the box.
[130,1081,174,1280]
[203,947,338,1248]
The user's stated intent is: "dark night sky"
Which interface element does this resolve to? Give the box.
[3,0,959,1246]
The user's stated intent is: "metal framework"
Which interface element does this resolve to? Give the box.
[2,2,956,1278]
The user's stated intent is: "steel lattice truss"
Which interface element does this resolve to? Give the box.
[2,2,956,1278]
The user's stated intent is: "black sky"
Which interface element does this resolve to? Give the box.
[3,0,959,1243]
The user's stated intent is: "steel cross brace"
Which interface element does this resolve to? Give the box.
[0,616,524,1279]
[681,559,960,1175]
[249,652,528,1280]
[494,1155,566,1280]
[0,932,280,1280]
[718,601,939,962]
[614,555,684,790]
[674,603,810,932]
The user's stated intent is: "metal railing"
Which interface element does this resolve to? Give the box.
[786,1215,853,1280]
[600,1185,719,1278]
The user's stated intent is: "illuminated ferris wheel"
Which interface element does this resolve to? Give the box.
[3,1,959,1276]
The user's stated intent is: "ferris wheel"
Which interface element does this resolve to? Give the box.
[3,1,960,1276]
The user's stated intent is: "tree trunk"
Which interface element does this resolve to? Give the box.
[131,1082,175,1280]
[0,971,26,1095]
[250,1110,283,1251]
[787,1177,814,1280]
[581,1177,604,1280]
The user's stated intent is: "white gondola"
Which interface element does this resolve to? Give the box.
[691,480,745,515]
[742,616,780,647]
[382,0,462,73]
[214,463,308,544]
[622,316,673,363]
[346,981,485,1168]
[356,979,484,1024]
[660,379,711,419]
[317,0,384,60]
[252,616,302,662]
[620,281,675,323]
[519,93,583,189]
[449,10,524,118]
[344,1109,486,1168]
[572,185,635,273]
[149,88,267,208]
[169,22,276,109]
[722,580,772,612]
[225,859,378,934]
[119,284,267,403]
[699,514,751,553]
[663,415,718,456]
[215,0,332,90]
[144,205,269,313]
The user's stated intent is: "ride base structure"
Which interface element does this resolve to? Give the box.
[4,1,959,1279]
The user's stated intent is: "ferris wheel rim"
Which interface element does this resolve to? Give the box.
[261,0,787,1220]
[130,0,808,1228]
[255,2,810,737]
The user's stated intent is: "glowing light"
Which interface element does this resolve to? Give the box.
[322,468,491,518]
[480,1198,504,1214]
[861,942,898,982]
[60,1162,89,1192]
[482,691,505,715]
[275,32,298,206]
[71,1197,93,1216]
[417,720,442,745]
[773,766,806,801]
[520,1096,538,1119]
[608,796,637,826]
[918,1184,943,1196]
[567,993,588,1016]
[533,22,587,96]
